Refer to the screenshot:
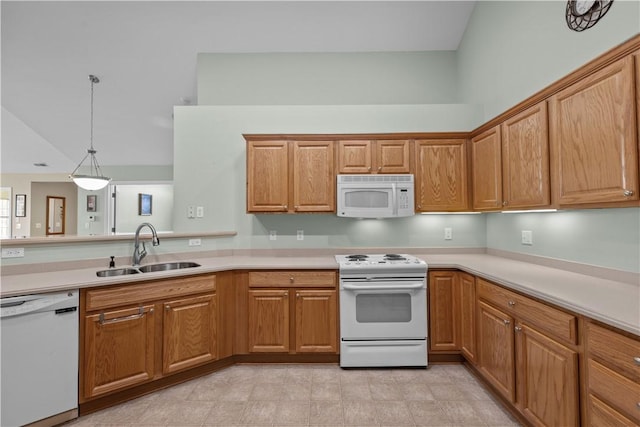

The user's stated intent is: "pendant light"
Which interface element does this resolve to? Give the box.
[70,74,111,191]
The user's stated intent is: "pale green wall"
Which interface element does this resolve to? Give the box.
[457,0,640,124]
[173,105,487,250]
[457,0,640,273]
[198,51,459,105]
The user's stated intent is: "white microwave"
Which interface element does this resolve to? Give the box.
[337,174,415,218]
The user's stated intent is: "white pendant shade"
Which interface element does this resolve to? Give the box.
[71,175,111,191]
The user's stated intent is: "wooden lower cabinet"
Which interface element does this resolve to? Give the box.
[459,272,476,364]
[428,271,460,352]
[83,304,155,399]
[80,275,218,402]
[163,294,217,374]
[477,278,580,427]
[247,270,338,354]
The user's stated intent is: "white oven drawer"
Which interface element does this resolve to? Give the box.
[340,340,427,367]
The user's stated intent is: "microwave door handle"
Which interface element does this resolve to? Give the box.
[392,183,398,216]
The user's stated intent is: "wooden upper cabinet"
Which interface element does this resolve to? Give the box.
[549,55,639,205]
[337,139,410,174]
[246,139,335,213]
[246,140,289,212]
[471,126,503,210]
[292,141,335,212]
[501,102,551,209]
[414,139,469,212]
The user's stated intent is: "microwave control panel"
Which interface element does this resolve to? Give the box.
[399,189,409,209]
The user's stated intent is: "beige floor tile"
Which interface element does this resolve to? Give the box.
[437,401,486,426]
[274,400,311,425]
[469,400,521,426]
[281,382,312,401]
[428,384,466,401]
[341,383,373,401]
[250,383,287,400]
[375,401,415,426]
[309,401,344,426]
[164,401,213,426]
[311,382,342,400]
[366,369,397,383]
[339,369,370,385]
[239,401,278,426]
[343,401,380,426]
[202,401,247,426]
[369,382,403,401]
[406,401,453,427]
[312,367,342,384]
[398,383,435,401]
[219,383,255,401]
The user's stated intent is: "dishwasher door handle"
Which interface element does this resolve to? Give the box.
[99,306,149,325]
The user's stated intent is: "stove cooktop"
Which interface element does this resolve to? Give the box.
[335,253,427,271]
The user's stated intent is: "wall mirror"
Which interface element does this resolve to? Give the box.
[46,196,65,235]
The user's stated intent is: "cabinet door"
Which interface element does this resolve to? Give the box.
[478,301,515,402]
[248,289,290,352]
[549,55,638,205]
[163,294,217,375]
[471,126,503,210]
[501,102,551,209]
[83,305,155,399]
[375,140,411,174]
[247,140,290,212]
[428,271,460,352]
[415,139,469,212]
[292,141,335,212]
[337,140,373,173]
[460,273,477,364]
[516,323,579,427]
[295,290,338,353]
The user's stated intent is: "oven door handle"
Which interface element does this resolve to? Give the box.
[342,283,425,291]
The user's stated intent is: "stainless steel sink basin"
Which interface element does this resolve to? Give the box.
[137,262,201,273]
[96,267,141,277]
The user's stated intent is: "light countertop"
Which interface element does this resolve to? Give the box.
[1,253,638,336]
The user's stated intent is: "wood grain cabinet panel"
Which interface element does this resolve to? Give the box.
[248,290,290,353]
[163,294,217,375]
[83,305,155,399]
[549,55,638,205]
[459,272,477,364]
[588,395,638,427]
[516,323,579,427]
[501,102,551,209]
[337,139,410,174]
[292,141,335,212]
[414,139,469,212]
[471,126,503,210]
[246,140,290,212]
[295,290,338,353]
[428,271,461,352]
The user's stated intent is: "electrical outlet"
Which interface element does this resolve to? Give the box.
[188,238,201,246]
[269,230,277,241]
[521,230,533,245]
[2,248,24,258]
[196,206,204,218]
[297,230,304,241]
[444,227,453,240]
[187,206,195,218]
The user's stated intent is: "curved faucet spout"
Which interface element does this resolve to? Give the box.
[132,222,160,266]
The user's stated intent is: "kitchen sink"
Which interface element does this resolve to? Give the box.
[137,261,201,273]
[96,267,141,277]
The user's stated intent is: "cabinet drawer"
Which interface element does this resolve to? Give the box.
[589,359,640,423]
[249,271,336,288]
[85,275,216,311]
[589,394,638,427]
[588,322,640,382]
[477,278,577,344]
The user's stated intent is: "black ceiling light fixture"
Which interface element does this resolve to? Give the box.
[566,0,614,32]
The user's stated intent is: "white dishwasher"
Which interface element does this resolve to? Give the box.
[1,290,79,427]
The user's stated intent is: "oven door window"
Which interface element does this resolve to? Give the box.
[356,293,411,323]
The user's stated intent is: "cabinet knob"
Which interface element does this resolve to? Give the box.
[508,301,516,306]
[165,305,170,310]
[503,319,511,325]
[294,206,299,210]
[289,277,294,283]
[623,189,634,197]
[503,201,508,206]
[283,205,288,210]
[378,167,382,171]
[296,292,300,298]
[368,167,372,172]
[514,326,522,332]
[634,356,640,366]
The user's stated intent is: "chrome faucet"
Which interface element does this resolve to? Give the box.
[132,222,160,266]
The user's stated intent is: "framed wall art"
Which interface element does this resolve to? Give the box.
[15,194,26,217]
[138,193,152,216]
[86,195,97,212]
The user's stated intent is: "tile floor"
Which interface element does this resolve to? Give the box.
[64,364,521,427]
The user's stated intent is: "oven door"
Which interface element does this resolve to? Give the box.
[339,279,427,340]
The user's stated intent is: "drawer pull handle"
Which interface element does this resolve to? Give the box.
[634,356,640,366]
[508,301,516,306]
[99,306,146,325]
[503,319,511,325]
[514,326,522,332]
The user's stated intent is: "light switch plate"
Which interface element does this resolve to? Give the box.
[444,227,453,240]
[522,230,533,245]
[2,248,24,258]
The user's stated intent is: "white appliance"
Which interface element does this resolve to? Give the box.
[336,254,428,368]
[1,290,79,427]
[337,174,415,218]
